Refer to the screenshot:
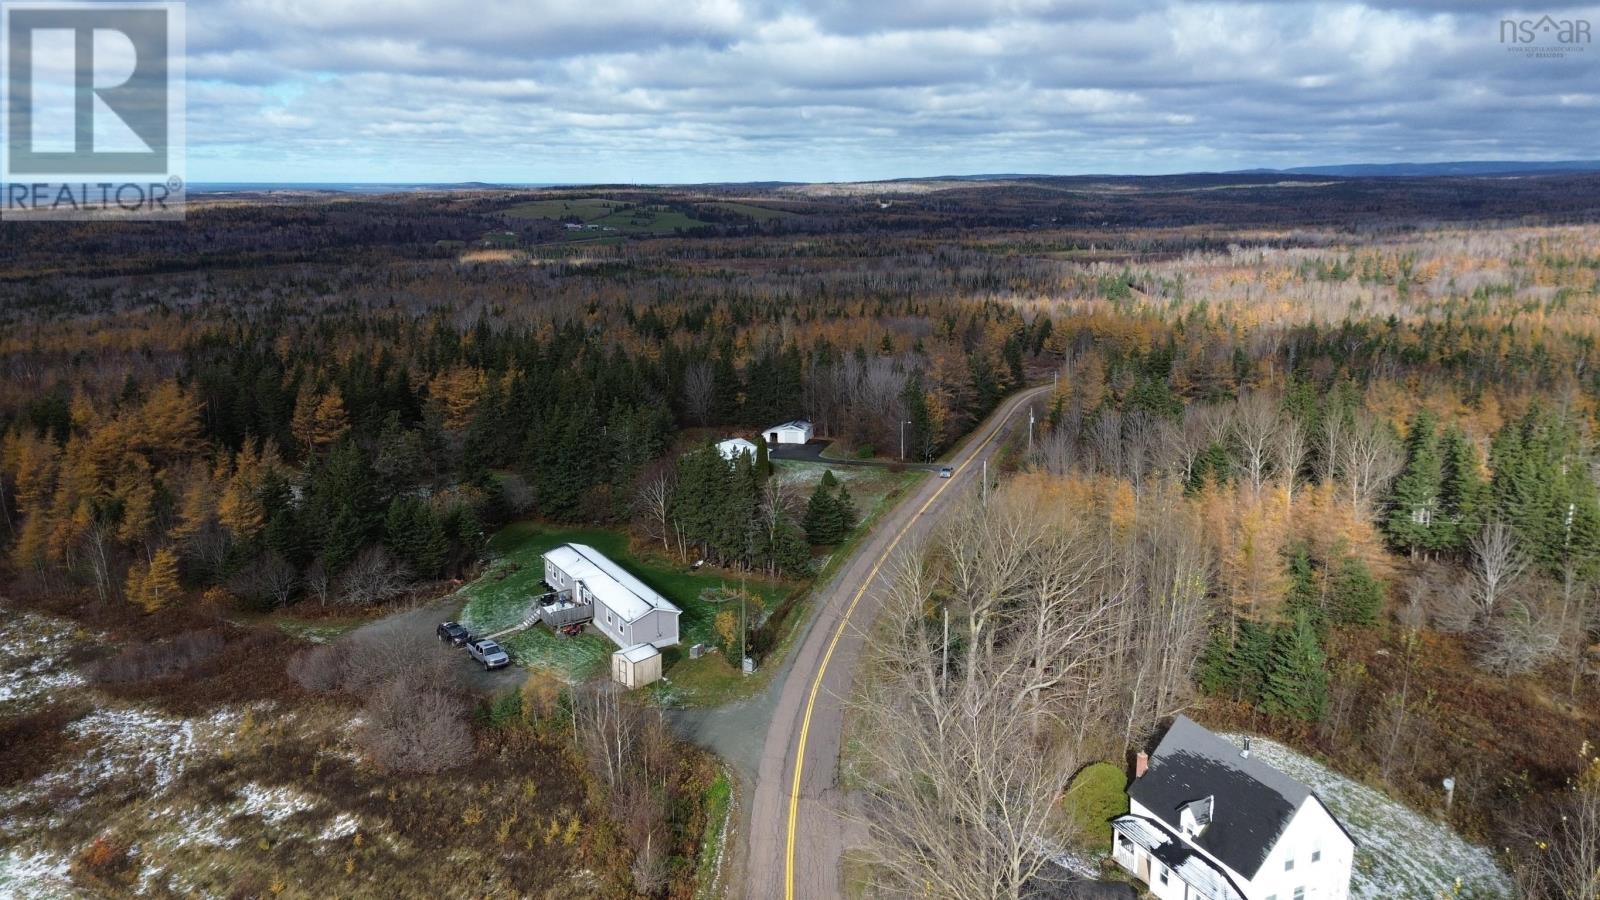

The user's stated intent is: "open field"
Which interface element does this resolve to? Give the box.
[503,197,711,235]
[700,201,804,222]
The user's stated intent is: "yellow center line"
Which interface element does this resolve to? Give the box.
[783,389,1038,899]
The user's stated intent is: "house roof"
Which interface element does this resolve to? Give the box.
[717,437,756,448]
[1113,814,1246,900]
[1128,715,1317,880]
[543,544,681,624]
[767,419,812,431]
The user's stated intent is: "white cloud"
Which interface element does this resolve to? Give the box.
[178,0,1600,181]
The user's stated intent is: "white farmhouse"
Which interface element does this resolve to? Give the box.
[1112,716,1355,900]
[716,437,757,461]
[764,419,813,445]
[541,544,681,650]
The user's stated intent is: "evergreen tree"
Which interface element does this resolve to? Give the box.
[1385,410,1442,556]
[754,434,772,479]
[305,440,380,572]
[1328,556,1385,626]
[1437,425,1488,553]
[1283,543,1325,638]
[1262,612,1329,721]
[803,473,844,545]
[835,483,858,531]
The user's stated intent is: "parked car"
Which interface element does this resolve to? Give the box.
[436,621,469,646]
[467,638,510,670]
[939,466,953,478]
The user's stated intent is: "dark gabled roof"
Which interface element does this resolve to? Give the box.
[1128,716,1311,880]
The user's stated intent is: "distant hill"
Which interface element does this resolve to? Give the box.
[1227,160,1600,177]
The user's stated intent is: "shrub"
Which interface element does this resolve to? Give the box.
[1063,762,1128,846]
[286,644,344,693]
[359,678,472,774]
[87,631,225,683]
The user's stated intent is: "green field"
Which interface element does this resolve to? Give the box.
[503,197,624,222]
[456,523,789,683]
[701,201,803,222]
[503,198,711,236]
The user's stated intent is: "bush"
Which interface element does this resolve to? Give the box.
[286,644,345,692]
[87,631,225,683]
[1063,762,1128,846]
[360,678,472,774]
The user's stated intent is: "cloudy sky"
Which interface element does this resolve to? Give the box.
[181,0,1600,182]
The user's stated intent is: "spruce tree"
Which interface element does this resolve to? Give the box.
[1385,410,1442,556]
[835,483,859,531]
[1437,425,1488,554]
[804,476,843,545]
[1262,612,1329,721]
[1283,543,1325,638]
[1328,556,1384,626]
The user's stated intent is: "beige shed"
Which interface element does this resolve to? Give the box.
[612,643,663,689]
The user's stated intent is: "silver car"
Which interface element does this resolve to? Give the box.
[467,639,510,670]
[939,466,953,478]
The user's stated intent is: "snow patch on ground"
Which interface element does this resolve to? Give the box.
[1219,733,1513,900]
[0,849,75,898]
[235,782,320,825]
[0,608,89,708]
[319,812,360,841]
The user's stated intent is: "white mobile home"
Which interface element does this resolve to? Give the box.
[1112,716,1355,900]
[541,544,681,649]
[716,437,757,461]
[764,420,813,445]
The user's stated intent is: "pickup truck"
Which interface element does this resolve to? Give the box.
[436,621,470,646]
[467,638,510,670]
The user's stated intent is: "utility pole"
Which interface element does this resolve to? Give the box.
[1028,406,1035,454]
[982,459,988,504]
[900,419,912,461]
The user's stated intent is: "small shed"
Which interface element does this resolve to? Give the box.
[716,437,757,461]
[612,643,662,689]
[765,420,813,445]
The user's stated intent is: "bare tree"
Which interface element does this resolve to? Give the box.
[228,551,298,608]
[360,678,472,773]
[333,546,412,606]
[1271,415,1308,507]
[303,560,330,607]
[1471,521,1527,621]
[851,548,1084,900]
[1334,411,1403,512]
[635,465,676,553]
[682,361,715,427]
[1480,598,1563,675]
[1232,390,1279,496]
[1514,757,1600,900]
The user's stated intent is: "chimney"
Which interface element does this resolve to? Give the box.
[1241,737,1252,760]
[1134,751,1149,778]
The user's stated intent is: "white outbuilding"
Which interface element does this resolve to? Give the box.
[764,419,813,445]
[541,544,681,650]
[611,643,663,689]
[716,437,757,461]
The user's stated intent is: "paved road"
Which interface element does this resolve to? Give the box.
[738,385,1053,900]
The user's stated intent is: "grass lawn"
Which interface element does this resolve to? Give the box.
[693,769,733,899]
[457,523,790,684]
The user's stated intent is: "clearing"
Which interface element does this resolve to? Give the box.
[700,201,804,222]
[502,198,711,235]
[1218,733,1513,900]
[456,524,791,684]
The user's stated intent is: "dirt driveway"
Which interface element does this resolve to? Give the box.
[349,595,528,697]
